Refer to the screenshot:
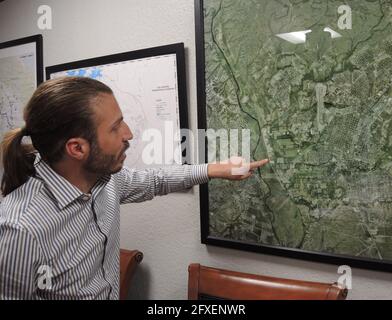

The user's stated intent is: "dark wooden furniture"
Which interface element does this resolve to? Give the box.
[119,249,143,300]
[188,263,348,300]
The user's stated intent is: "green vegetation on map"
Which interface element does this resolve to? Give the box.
[205,0,392,260]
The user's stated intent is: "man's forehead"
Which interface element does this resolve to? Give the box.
[93,93,122,122]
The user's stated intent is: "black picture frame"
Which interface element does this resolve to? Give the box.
[195,0,392,272]
[46,43,189,164]
[0,34,43,86]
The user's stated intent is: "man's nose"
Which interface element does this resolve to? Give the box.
[124,123,133,141]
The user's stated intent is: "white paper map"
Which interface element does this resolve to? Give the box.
[0,42,37,186]
[50,54,182,169]
[0,42,36,141]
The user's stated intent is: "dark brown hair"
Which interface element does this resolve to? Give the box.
[1,76,113,196]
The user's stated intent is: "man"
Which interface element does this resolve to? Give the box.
[0,77,269,300]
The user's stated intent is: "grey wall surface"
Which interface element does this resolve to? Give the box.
[0,0,391,299]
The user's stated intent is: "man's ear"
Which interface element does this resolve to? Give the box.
[64,138,90,161]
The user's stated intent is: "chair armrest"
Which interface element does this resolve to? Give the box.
[119,249,143,300]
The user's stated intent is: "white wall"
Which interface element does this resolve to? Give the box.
[1,0,391,300]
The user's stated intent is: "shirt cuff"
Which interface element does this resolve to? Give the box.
[190,164,209,185]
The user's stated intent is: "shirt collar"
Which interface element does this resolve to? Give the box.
[34,153,111,210]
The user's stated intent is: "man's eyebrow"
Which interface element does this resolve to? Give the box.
[111,116,123,128]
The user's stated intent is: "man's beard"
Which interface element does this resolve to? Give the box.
[83,139,129,176]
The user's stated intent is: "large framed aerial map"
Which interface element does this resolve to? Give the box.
[196,0,392,271]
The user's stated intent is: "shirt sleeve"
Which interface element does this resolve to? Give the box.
[0,223,43,300]
[115,164,209,204]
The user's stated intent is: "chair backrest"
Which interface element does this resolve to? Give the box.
[188,263,348,300]
[119,249,143,300]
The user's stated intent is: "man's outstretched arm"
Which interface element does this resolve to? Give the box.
[116,158,269,204]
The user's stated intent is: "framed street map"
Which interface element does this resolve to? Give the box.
[196,0,392,271]
[47,43,188,169]
[0,35,43,198]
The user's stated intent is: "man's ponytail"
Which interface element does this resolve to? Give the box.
[1,128,36,197]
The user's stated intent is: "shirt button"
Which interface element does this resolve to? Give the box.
[81,194,91,201]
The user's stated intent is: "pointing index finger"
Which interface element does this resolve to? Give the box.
[249,159,270,169]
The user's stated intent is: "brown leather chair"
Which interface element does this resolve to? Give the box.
[188,263,348,300]
[119,249,143,300]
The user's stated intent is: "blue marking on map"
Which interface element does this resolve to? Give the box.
[66,70,77,76]
[89,67,103,79]
[77,69,87,77]
[65,67,102,80]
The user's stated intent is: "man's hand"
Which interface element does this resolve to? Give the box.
[207,157,270,180]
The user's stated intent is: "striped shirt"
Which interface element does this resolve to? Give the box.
[0,153,209,300]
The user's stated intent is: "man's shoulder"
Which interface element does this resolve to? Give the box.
[0,177,44,226]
